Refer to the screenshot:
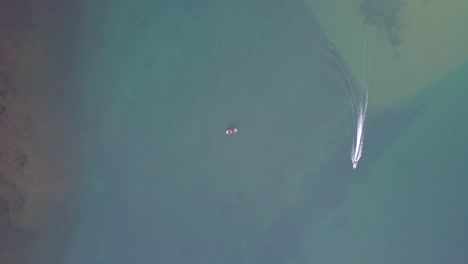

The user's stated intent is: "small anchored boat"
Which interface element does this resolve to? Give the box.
[226,127,238,135]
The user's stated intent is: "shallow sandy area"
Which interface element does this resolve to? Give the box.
[305,0,468,109]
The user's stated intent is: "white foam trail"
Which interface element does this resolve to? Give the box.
[351,22,369,169]
[322,23,369,169]
[351,96,367,169]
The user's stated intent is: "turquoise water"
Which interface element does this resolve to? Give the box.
[71,1,356,263]
[305,61,468,263]
[17,1,467,263]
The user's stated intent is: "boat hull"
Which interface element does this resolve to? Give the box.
[226,128,238,135]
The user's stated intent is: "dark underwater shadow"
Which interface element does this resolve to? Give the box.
[0,1,86,264]
[250,75,439,264]
[354,99,426,179]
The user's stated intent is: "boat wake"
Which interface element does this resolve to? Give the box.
[351,89,368,169]
[324,21,370,169]
[350,23,370,169]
